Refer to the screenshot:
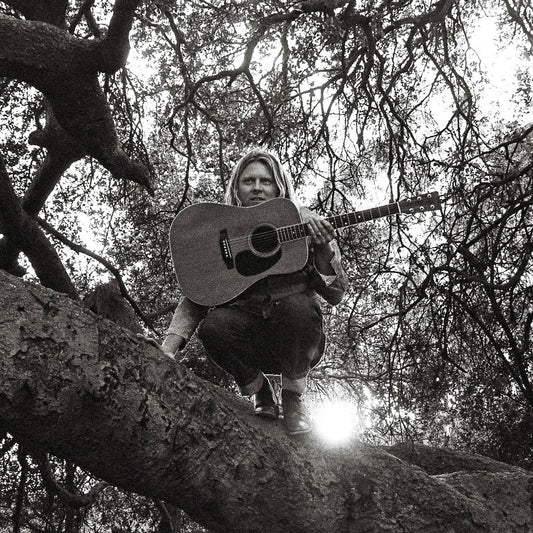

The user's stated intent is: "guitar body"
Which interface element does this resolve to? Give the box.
[169,198,309,306]
[169,190,442,306]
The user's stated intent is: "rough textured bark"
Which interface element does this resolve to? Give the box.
[0,0,152,290]
[0,6,152,192]
[0,269,532,532]
[0,156,78,298]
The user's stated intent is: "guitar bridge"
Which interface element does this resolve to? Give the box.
[219,229,234,269]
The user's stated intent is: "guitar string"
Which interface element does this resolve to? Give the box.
[224,215,382,247]
[223,205,402,248]
[224,220,336,247]
[218,197,437,248]
[177,197,437,271]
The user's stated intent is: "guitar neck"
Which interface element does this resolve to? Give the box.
[329,202,403,230]
[277,201,402,244]
[276,192,441,243]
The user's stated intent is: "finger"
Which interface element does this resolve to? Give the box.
[308,222,324,242]
[322,220,335,234]
[136,333,162,348]
[314,222,334,242]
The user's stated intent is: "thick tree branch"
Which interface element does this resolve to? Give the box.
[0,154,78,298]
[68,0,97,34]
[1,270,533,532]
[4,0,68,26]
[99,0,143,72]
[0,12,153,194]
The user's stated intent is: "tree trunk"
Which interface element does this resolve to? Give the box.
[0,270,531,532]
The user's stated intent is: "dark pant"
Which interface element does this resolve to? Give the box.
[198,293,324,394]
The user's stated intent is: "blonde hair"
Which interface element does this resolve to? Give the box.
[224,148,298,206]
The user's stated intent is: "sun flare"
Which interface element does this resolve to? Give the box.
[312,399,359,445]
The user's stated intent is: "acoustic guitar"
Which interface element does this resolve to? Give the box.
[169,192,441,306]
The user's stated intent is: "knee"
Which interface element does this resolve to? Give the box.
[198,310,227,344]
[198,308,248,346]
[275,295,322,331]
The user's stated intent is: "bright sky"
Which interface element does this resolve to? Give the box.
[470,15,533,123]
[312,399,363,445]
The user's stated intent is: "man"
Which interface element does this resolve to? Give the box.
[162,148,347,435]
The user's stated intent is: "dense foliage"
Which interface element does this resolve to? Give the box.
[1,0,532,531]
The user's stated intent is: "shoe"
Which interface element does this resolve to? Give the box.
[252,378,279,420]
[282,390,311,435]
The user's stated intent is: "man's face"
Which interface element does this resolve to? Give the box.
[236,161,280,207]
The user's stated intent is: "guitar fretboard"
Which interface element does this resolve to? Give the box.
[276,201,401,243]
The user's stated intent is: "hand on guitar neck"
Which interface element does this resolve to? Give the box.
[300,207,336,276]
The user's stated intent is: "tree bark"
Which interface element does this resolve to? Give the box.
[0,1,152,289]
[0,270,532,532]
[0,7,152,194]
[0,156,79,298]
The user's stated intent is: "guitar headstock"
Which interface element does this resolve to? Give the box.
[398,191,441,214]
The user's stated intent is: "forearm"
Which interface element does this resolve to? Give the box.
[165,296,207,354]
[161,333,185,357]
[314,243,335,275]
[312,239,348,305]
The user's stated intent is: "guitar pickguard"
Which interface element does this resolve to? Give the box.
[235,249,282,277]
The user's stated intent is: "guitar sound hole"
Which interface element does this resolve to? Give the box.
[235,249,282,277]
[251,225,279,254]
